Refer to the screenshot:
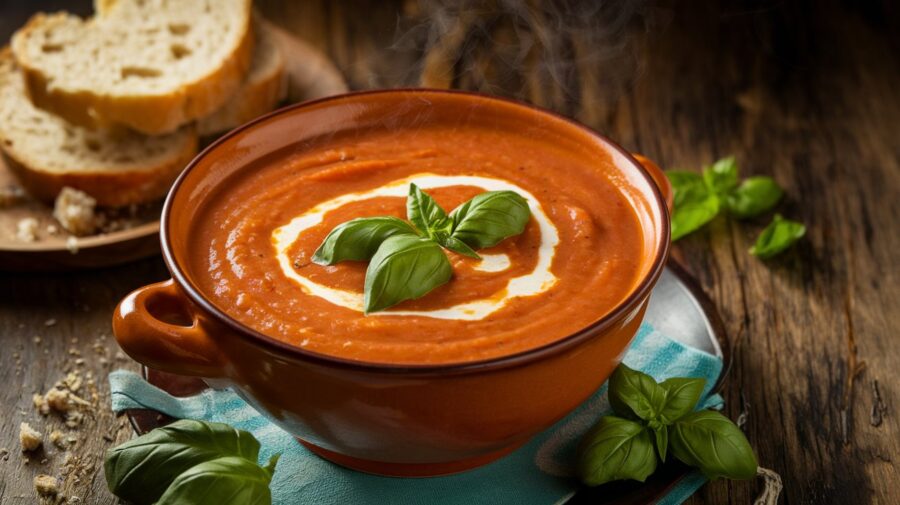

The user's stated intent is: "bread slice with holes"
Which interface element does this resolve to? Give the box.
[11,0,253,135]
[197,17,287,137]
[0,49,197,206]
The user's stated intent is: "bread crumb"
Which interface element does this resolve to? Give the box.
[44,318,57,327]
[36,384,91,422]
[16,217,39,242]
[46,224,59,235]
[19,422,42,451]
[33,393,49,415]
[45,388,73,412]
[33,474,58,498]
[66,236,80,254]
[65,411,86,428]
[49,430,64,449]
[53,187,98,236]
[63,372,82,392]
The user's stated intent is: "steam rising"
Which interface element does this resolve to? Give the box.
[389,0,654,128]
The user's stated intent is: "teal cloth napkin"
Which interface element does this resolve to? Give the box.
[109,323,723,505]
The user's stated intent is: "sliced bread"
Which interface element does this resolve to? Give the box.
[198,17,287,137]
[0,49,197,206]
[11,0,254,135]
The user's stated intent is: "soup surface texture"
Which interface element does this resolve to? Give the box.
[189,123,648,364]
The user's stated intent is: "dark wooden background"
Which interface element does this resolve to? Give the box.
[1,0,898,503]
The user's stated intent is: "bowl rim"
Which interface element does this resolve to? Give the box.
[160,88,671,375]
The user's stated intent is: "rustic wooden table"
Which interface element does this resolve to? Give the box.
[1,1,897,503]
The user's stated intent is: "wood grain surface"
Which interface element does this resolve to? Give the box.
[1,0,898,503]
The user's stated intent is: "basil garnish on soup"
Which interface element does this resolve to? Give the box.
[312,184,531,313]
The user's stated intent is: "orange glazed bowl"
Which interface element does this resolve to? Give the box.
[112,90,672,477]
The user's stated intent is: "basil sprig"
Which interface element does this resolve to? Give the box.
[749,214,806,259]
[665,156,805,259]
[578,364,757,487]
[312,183,531,313]
[667,156,800,244]
[105,420,279,505]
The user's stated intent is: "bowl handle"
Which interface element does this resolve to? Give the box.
[633,154,674,213]
[113,279,225,377]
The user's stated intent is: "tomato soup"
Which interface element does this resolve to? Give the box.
[188,122,648,364]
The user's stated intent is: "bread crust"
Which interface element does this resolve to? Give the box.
[11,5,255,135]
[0,43,197,209]
[1,130,197,207]
[198,19,286,137]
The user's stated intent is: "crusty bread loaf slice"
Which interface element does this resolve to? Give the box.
[11,0,253,135]
[0,50,197,206]
[197,17,287,137]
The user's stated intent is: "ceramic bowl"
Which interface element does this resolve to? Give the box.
[113,90,672,476]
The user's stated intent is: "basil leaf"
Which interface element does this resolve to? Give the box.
[749,214,806,259]
[441,235,481,259]
[577,416,657,486]
[104,419,261,504]
[608,364,666,422]
[657,377,706,424]
[726,176,783,218]
[666,170,708,208]
[312,217,418,265]
[364,234,452,313]
[449,190,531,249]
[670,410,758,480]
[653,425,669,462]
[667,168,722,241]
[671,192,720,241]
[703,156,739,195]
[407,183,450,236]
[156,456,277,505]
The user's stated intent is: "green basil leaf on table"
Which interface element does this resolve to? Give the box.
[653,425,669,462]
[157,455,279,505]
[578,416,657,486]
[104,419,261,504]
[670,410,758,480]
[702,156,739,195]
[657,377,707,424]
[726,176,784,218]
[449,190,531,249]
[666,170,709,208]
[749,213,806,259]
[608,364,667,422]
[364,234,453,313]
[407,183,450,237]
[671,191,720,241]
[667,169,722,241]
[312,217,418,265]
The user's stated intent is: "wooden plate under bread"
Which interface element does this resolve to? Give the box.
[0,23,348,271]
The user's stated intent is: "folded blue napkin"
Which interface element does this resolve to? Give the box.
[109,323,723,505]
